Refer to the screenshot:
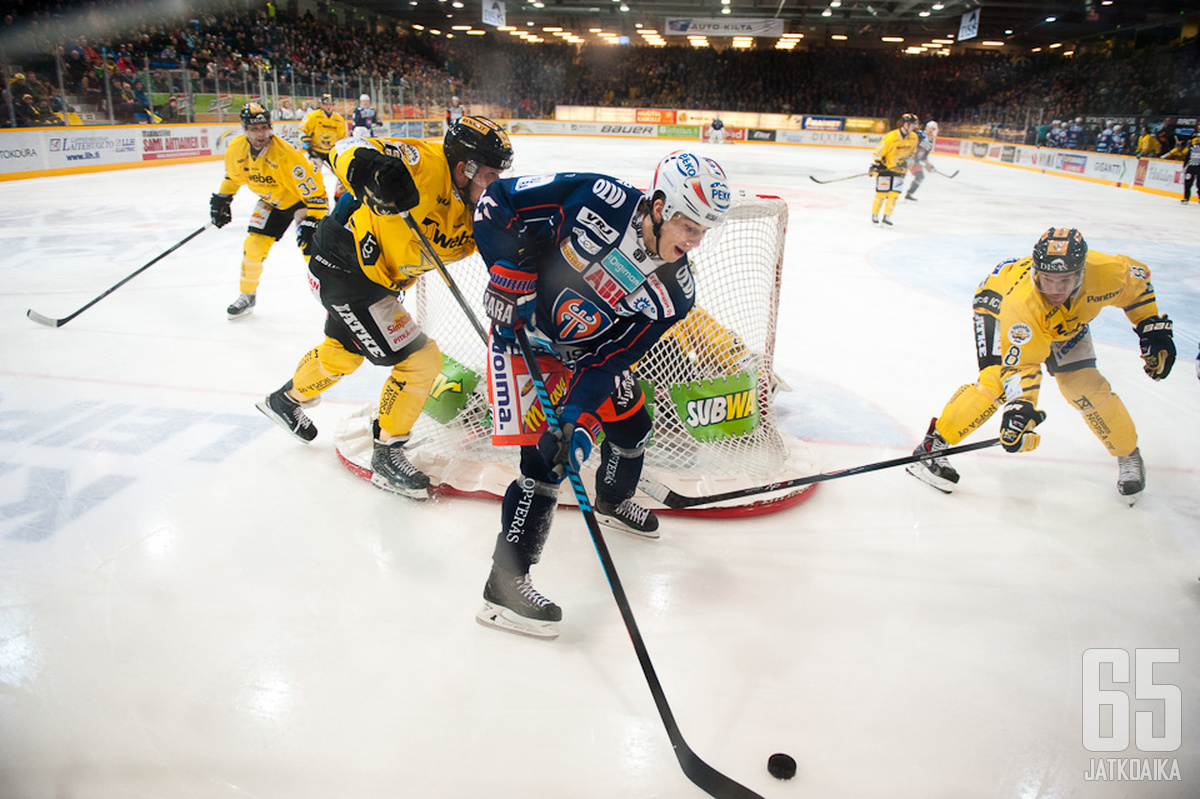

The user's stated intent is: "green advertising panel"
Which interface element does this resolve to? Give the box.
[668,373,758,442]
[422,355,481,424]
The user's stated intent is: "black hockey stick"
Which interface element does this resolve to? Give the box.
[928,164,959,179]
[514,326,764,799]
[27,224,210,327]
[808,172,869,184]
[639,437,1001,509]
[401,211,488,345]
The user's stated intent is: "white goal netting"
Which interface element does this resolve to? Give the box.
[335,192,815,516]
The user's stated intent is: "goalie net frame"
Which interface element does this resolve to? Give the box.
[334,192,816,517]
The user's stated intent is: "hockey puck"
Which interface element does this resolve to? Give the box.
[767,752,796,780]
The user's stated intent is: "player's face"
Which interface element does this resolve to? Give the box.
[657,212,710,261]
[464,164,505,206]
[321,99,334,113]
[244,121,272,150]
[1034,271,1081,306]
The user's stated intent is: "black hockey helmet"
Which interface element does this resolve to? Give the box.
[444,115,514,174]
[1031,227,1088,299]
[900,112,919,128]
[240,101,270,127]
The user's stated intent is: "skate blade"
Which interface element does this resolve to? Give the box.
[1121,489,1143,507]
[475,602,559,640]
[254,400,316,443]
[596,515,661,540]
[904,462,956,494]
[369,473,429,500]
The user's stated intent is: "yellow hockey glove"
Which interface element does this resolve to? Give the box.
[999,400,1046,453]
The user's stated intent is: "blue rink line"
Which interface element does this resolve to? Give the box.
[874,235,1200,353]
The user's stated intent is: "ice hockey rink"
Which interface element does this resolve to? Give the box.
[2,135,1198,799]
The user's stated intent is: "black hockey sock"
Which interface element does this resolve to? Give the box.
[595,439,644,506]
[493,476,558,574]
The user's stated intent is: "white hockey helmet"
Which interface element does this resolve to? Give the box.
[650,151,731,229]
[451,95,461,105]
[359,93,370,104]
[925,120,938,133]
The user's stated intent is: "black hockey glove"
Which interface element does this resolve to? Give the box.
[210,193,233,228]
[1135,315,1175,381]
[999,400,1047,453]
[536,408,596,484]
[295,216,319,255]
[868,160,884,176]
[345,146,419,215]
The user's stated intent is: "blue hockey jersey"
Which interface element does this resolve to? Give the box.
[475,172,697,416]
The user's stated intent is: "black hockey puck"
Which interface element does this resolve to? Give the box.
[767,752,796,780]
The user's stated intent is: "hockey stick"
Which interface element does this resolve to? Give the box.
[928,164,959,179]
[401,211,488,345]
[514,326,764,799]
[26,224,210,328]
[639,437,1001,510]
[809,172,869,184]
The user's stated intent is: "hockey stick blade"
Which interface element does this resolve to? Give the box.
[641,437,1001,509]
[26,309,63,328]
[809,172,869,184]
[513,328,763,799]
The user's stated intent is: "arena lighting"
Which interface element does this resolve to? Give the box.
[831,33,848,39]
[881,36,904,42]
[1049,42,1062,48]
[543,26,563,30]
[1101,0,1112,5]
[413,23,425,29]
[1045,16,1057,22]
[830,0,841,6]
[619,3,629,10]
[1005,28,1013,34]
[931,2,944,8]
[451,0,463,6]
[980,40,1004,46]
[451,24,471,29]
[721,6,731,12]
[919,10,930,16]
[822,9,832,16]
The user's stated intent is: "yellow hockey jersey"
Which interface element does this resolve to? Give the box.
[995,250,1160,403]
[218,134,328,215]
[873,128,919,173]
[300,109,347,155]
[330,137,476,293]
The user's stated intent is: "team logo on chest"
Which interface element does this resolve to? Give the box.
[553,289,611,341]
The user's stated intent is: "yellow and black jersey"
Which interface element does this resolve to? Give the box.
[300,109,347,156]
[873,128,919,173]
[218,134,328,215]
[996,250,1160,402]
[330,136,475,293]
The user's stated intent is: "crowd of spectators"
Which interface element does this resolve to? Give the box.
[3,0,1199,147]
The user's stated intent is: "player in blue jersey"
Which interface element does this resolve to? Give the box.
[351,93,380,138]
[472,151,731,639]
[905,120,938,201]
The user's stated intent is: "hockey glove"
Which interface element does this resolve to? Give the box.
[295,216,318,255]
[210,193,233,228]
[483,261,538,343]
[345,146,419,215]
[999,400,1047,453]
[1135,315,1175,381]
[868,160,884,176]
[537,407,598,483]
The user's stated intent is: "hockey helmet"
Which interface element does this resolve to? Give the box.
[320,93,333,105]
[650,151,731,229]
[240,101,270,127]
[925,120,939,134]
[444,115,514,174]
[1031,227,1087,302]
[900,113,919,129]
[359,93,370,104]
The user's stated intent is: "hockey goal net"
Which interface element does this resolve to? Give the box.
[335,192,815,516]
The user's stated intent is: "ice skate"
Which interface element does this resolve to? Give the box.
[370,435,431,499]
[906,419,960,493]
[595,498,660,539]
[905,193,917,201]
[227,292,256,319]
[882,215,894,226]
[476,570,561,640]
[871,213,880,224]
[255,381,318,442]
[1116,448,1145,506]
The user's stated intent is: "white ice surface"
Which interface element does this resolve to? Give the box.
[1,136,1198,799]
